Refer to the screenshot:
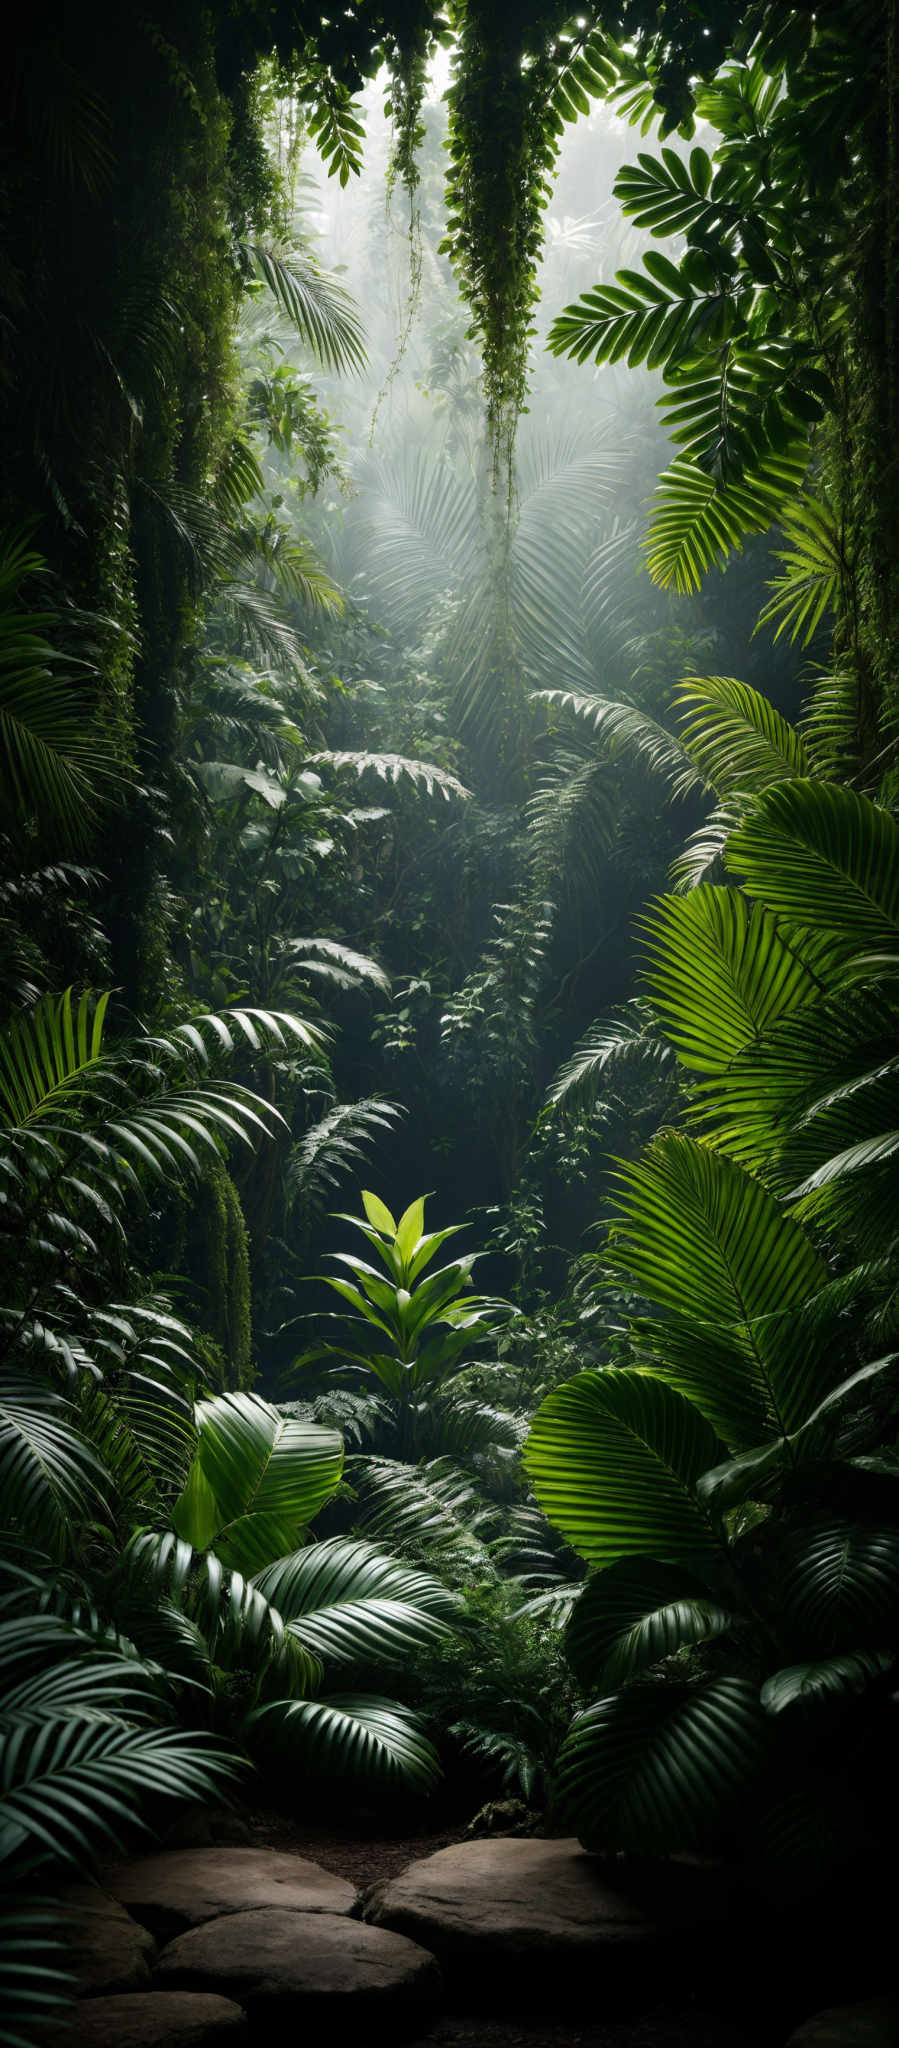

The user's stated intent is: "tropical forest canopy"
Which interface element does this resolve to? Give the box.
[2,1,899,2037]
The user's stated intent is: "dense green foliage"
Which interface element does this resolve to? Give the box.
[2,0,899,2038]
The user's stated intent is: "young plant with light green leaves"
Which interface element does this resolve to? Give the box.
[289,1192,519,1466]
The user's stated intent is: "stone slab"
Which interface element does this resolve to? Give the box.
[156,1906,441,2036]
[364,1836,737,2007]
[57,1884,156,1996]
[102,1846,356,1938]
[61,1991,248,2047]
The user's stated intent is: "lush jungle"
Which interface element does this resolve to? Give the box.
[2,1,899,2040]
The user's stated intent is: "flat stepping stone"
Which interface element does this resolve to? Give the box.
[365,1837,735,2006]
[57,1885,156,1996]
[156,1907,441,2036]
[102,1847,356,1938]
[786,2001,899,2045]
[61,1992,247,2047]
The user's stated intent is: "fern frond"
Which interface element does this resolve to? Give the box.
[308,751,470,801]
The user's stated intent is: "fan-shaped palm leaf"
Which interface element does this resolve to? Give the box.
[565,1559,734,1689]
[760,1652,892,1714]
[523,1367,723,1566]
[779,1524,899,1652]
[171,1392,343,1575]
[556,1678,768,1854]
[251,1536,459,1669]
[248,1693,440,1791]
[604,1133,828,1446]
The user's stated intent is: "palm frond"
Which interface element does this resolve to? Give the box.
[546,1001,675,1112]
[0,1371,109,1554]
[251,1536,460,1670]
[241,245,366,374]
[285,937,390,996]
[536,688,700,796]
[0,533,117,841]
[676,674,810,794]
[249,1692,441,1791]
[756,496,844,646]
[285,1099,400,1215]
[645,452,809,594]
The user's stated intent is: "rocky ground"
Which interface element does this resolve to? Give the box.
[56,1810,897,2048]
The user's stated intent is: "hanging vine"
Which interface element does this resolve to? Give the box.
[369,34,433,439]
[441,3,618,483]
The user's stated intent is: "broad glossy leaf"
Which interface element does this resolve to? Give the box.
[557,1679,768,1854]
[252,1536,459,1668]
[566,1559,733,1687]
[171,1392,343,1573]
[524,1367,722,1566]
[362,1190,396,1235]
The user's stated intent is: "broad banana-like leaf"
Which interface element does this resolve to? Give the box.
[252,1536,459,1668]
[171,1392,343,1574]
[523,1367,723,1566]
[556,1678,768,1854]
[566,1558,733,1688]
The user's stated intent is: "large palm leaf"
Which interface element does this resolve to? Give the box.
[565,1559,734,1690]
[240,244,366,375]
[0,1372,109,1556]
[247,1693,441,1791]
[0,533,116,842]
[675,674,811,793]
[726,783,899,966]
[604,1132,829,1447]
[640,885,821,1076]
[251,1535,460,1669]
[555,1678,768,1854]
[171,1392,343,1575]
[523,1367,723,1566]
